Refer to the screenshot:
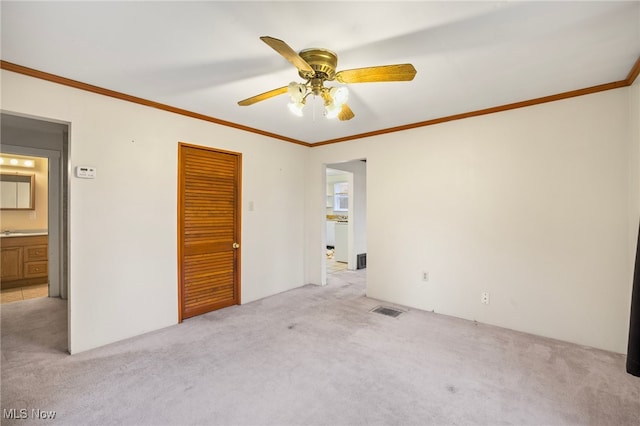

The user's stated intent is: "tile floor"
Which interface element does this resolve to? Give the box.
[1,283,48,304]
[326,248,348,274]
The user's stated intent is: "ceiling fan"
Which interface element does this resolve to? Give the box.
[238,36,417,121]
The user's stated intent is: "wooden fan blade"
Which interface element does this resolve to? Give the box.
[335,64,417,84]
[338,103,355,121]
[238,86,288,106]
[260,36,314,77]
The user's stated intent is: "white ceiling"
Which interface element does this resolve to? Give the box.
[1,1,639,144]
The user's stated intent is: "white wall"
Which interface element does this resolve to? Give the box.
[307,87,635,353]
[1,70,307,353]
[630,80,640,253]
[630,80,640,328]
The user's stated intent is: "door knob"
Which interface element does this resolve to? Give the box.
[232,242,240,249]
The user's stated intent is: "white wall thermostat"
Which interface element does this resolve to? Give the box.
[75,166,97,179]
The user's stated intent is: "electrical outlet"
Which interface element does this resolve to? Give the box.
[422,271,429,282]
[481,292,490,305]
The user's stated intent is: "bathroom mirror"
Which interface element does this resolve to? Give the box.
[0,173,35,210]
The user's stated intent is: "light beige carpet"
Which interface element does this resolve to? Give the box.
[2,269,639,425]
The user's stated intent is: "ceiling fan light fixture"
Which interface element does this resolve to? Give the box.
[323,86,348,119]
[329,86,349,105]
[287,82,308,103]
[324,101,342,119]
[288,100,305,117]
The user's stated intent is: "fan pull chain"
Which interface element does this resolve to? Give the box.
[312,95,317,121]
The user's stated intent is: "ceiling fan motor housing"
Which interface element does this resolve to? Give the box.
[298,48,338,81]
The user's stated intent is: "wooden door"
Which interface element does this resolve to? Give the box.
[178,143,241,321]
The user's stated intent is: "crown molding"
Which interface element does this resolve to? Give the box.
[626,56,640,86]
[2,56,639,148]
[0,61,311,147]
[314,56,640,147]
[312,80,631,147]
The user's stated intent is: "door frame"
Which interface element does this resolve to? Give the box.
[0,113,70,353]
[323,160,367,285]
[1,145,63,296]
[177,142,242,322]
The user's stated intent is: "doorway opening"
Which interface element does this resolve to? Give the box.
[0,112,70,353]
[324,160,367,279]
[1,153,50,302]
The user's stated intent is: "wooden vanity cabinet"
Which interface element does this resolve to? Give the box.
[0,235,48,289]
[1,247,23,281]
[23,244,48,278]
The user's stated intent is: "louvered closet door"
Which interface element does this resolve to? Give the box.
[178,143,241,321]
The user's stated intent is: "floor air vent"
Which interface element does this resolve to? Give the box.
[370,306,404,318]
